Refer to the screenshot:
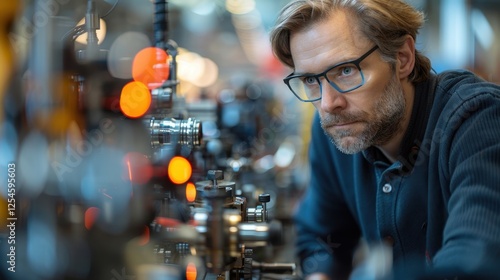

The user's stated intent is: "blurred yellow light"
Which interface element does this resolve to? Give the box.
[226,0,255,15]
[168,156,192,184]
[0,198,7,229]
[75,18,107,45]
[177,52,204,82]
[178,51,219,88]
[229,214,241,224]
[185,182,197,202]
[231,11,262,30]
[192,58,218,88]
[119,81,152,118]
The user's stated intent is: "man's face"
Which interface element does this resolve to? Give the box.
[319,73,405,154]
[289,11,406,154]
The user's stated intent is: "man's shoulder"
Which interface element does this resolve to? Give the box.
[425,70,500,147]
[431,70,500,120]
[435,69,500,98]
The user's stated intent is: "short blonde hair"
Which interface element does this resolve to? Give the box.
[269,0,431,83]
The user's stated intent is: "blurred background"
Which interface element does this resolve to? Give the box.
[0,0,498,279]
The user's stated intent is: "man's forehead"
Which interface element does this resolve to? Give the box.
[289,13,369,73]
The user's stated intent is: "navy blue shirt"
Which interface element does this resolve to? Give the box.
[294,70,500,279]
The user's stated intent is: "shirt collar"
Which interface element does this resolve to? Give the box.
[362,74,437,172]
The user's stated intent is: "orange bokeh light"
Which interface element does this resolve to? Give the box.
[167,156,192,184]
[186,182,197,202]
[186,263,197,280]
[119,81,151,118]
[84,207,100,230]
[132,47,170,89]
[139,226,150,246]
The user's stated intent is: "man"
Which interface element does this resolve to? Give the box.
[269,0,500,279]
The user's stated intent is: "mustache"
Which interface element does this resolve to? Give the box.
[320,112,364,126]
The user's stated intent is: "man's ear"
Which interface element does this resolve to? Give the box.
[397,35,416,79]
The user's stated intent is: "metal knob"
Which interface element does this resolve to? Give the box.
[207,170,223,189]
[258,194,270,203]
[259,193,270,222]
[149,117,202,148]
[207,170,224,181]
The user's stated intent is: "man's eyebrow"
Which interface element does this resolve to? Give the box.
[291,70,317,76]
[293,59,351,76]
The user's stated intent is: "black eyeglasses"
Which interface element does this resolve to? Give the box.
[283,45,379,102]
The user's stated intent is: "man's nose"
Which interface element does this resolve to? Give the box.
[319,80,347,112]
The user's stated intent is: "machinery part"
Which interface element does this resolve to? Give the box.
[194,181,236,205]
[259,193,271,222]
[207,170,224,185]
[152,0,179,100]
[247,193,271,223]
[191,210,283,246]
[153,0,169,51]
[252,261,296,274]
[157,170,284,276]
[85,0,100,47]
[247,205,264,223]
[149,117,202,148]
[259,193,271,203]
[237,220,283,247]
[195,170,236,204]
[151,86,173,110]
[206,191,226,274]
[243,248,253,279]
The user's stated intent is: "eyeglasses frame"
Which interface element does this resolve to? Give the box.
[283,45,379,102]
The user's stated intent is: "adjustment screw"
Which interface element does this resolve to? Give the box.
[259,193,270,203]
[207,170,224,180]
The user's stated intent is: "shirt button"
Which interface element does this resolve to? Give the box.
[382,183,392,193]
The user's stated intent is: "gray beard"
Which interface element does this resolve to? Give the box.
[321,74,406,154]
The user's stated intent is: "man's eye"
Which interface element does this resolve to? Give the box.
[303,77,316,85]
[341,66,354,75]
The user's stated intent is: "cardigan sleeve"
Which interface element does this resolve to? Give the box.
[430,82,500,277]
